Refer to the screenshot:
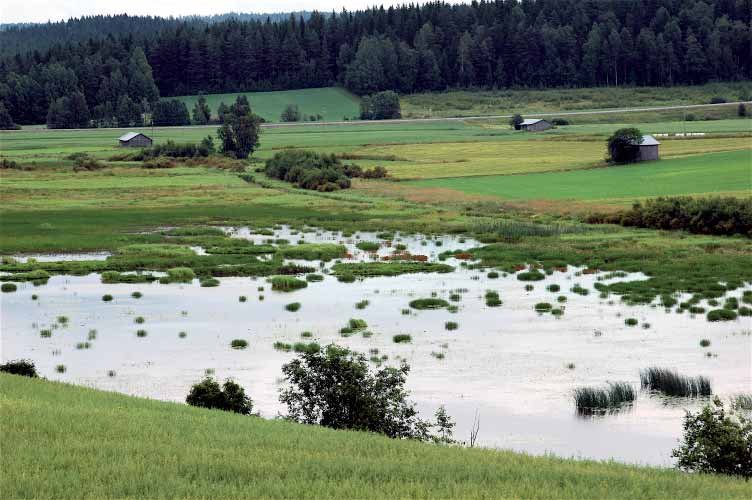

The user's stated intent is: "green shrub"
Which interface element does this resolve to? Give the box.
[409,298,449,310]
[274,342,292,352]
[264,150,355,192]
[306,274,324,282]
[186,377,253,415]
[0,359,38,377]
[230,339,248,349]
[293,342,321,354]
[487,271,499,279]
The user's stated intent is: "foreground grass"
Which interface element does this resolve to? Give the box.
[2,375,750,499]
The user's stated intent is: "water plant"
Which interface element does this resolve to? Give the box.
[179,331,187,338]
[731,394,752,411]
[102,294,113,302]
[445,321,458,331]
[200,277,220,287]
[348,318,368,330]
[534,302,553,313]
[132,291,143,299]
[274,342,292,352]
[409,298,449,310]
[57,316,69,325]
[573,382,636,412]
[571,284,589,296]
[393,334,412,344]
[75,342,91,350]
[485,290,502,307]
[551,308,564,317]
[107,370,116,377]
[431,352,445,360]
[449,293,461,302]
[517,270,545,281]
[524,284,534,291]
[1,283,17,292]
[31,294,38,300]
[285,302,301,312]
[707,309,737,322]
[134,316,145,324]
[487,271,499,279]
[640,367,712,397]
[356,241,380,252]
[300,331,313,338]
[557,295,567,303]
[55,364,66,373]
[270,276,307,291]
[87,329,97,341]
[306,274,324,282]
[136,329,147,337]
[624,318,638,326]
[162,267,195,284]
[40,329,52,338]
[293,342,321,354]
[547,284,561,292]
[230,339,248,349]
[566,362,575,370]
[699,339,711,348]
[355,300,370,310]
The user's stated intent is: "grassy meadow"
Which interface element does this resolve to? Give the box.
[401,81,752,118]
[3,374,751,499]
[173,87,361,122]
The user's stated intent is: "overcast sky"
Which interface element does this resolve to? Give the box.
[2,1,467,24]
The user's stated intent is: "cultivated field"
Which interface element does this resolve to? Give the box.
[173,87,361,122]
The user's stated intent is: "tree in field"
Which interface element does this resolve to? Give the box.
[192,95,211,124]
[360,91,401,120]
[280,104,301,122]
[738,103,747,117]
[127,47,160,103]
[672,398,752,477]
[280,344,435,440]
[0,101,18,129]
[217,95,262,159]
[217,102,229,123]
[509,114,523,130]
[607,128,642,163]
[186,377,253,415]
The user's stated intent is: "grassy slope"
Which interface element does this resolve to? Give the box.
[401,81,752,118]
[2,374,750,499]
[411,150,752,202]
[173,87,361,122]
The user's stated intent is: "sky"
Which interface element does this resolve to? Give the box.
[1,0,467,24]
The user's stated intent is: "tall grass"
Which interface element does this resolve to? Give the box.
[639,367,711,397]
[573,382,636,412]
[473,220,590,242]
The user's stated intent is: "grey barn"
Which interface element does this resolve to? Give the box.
[519,119,553,132]
[635,135,660,161]
[119,132,153,147]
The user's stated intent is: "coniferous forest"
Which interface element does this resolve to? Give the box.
[0,0,749,126]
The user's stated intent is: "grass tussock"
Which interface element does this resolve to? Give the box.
[409,298,449,310]
[270,276,308,292]
[573,382,636,412]
[640,367,712,397]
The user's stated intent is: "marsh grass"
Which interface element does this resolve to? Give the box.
[699,339,711,347]
[87,330,97,341]
[547,284,561,292]
[557,295,567,303]
[75,342,92,350]
[293,342,321,354]
[136,329,147,337]
[534,302,553,313]
[134,316,145,324]
[230,339,248,350]
[132,291,142,299]
[39,329,52,338]
[300,331,313,338]
[161,267,196,284]
[31,294,38,300]
[355,300,370,310]
[356,241,380,252]
[200,277,220,287]
[1,283,17,292]
[571,284,589,296]
[487,271,499,279]
[624,318,638,326]
[179,331,187,338]
[270,276,307,292]
[473,220,590,242]
[274,342,292,352]
[517,270,545,282]
[485,290,502,307]
[706,309,737,321]
[102,294,113,302]
[285,302,301,312]
[239,295,247,302]
[573,382,636,413]
[639,367,712,397]
[431,351,446,360]
[306,274,324,282]
[57,316,69,325]
[393,334,412,344]
[732,394,752,411]
[410,298,449,310]
[55,364,66,373]
[445,321,458,331]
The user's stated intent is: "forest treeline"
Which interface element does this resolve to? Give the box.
[1,0,750,125]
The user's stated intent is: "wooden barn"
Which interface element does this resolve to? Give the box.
[636,135,660,161]
[118,132,152,147]
[519,119,553,132]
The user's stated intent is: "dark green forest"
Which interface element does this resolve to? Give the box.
[1,0,750,126]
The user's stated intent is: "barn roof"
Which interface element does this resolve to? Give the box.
[639,134,660,146]
[520,119,545,126]
[119,132,149,141]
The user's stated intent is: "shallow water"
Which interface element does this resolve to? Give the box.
[2,227,750,466]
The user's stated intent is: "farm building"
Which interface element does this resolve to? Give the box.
[519,119,553,132]
[118,132,152,147]
[635,135,661,161]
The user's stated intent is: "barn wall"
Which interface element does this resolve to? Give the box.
[639,145,659,161]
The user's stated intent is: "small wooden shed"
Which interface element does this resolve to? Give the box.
[636,135,660,161]
[519,119,553,132]
[118,132,153,147]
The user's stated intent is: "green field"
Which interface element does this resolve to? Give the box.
[401,81,752,118]
[411,150,752,203]
[174,87,361,122]
[2,374,750,499]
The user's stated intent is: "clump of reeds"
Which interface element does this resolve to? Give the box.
[393,334,412,343]
[239,295,247,302]
[534,302,552,313]
[270,276,308,291]
[136,329,147,337]
[485,290,502,307]
[547,284,560,292]
[487,271,499,279]
[409,298,449,310]
[517,270,545,282]
[624,318,638,326]
[230,339,248,349]
[573,382,636,412]
[102,294,113,302]
[639,367,712,397]
[706,309,737,322]
[134,316,145,324]
[274,341,292,352]
[285,302,301,312]
[445,321,458,331]
[431,351,445,360]
[293,342,320,354]
[355,300,370,310]
[1,283,17,293]
[132,291,143,299]
[571,284,589,296]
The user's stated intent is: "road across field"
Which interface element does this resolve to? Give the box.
[5,101,751,134]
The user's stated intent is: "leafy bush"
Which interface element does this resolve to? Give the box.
[672,398,752,477]
[0,359,38,377]
[279,345,439,441]
[137,137,215,160]
[265,150,386,192]
[359,91,401,120]
[186,377,253,415]
[587,196,752,237]
[280,104,301,122]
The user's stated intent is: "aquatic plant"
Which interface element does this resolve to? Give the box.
[75,342,91,350]
[55,364,66,373]
[230,339,248,349]
[699,339,711,348]
[487,271,499,279]
[239,295,247,302]
[132,291,143,299]
[179,331,187,338]
[409,298,449,310]
[401,308,411,315]
[547,284,561,292]
[566,362,575,370]
[571,284,589,296]
[134,316,145,324]
[274,342,292,352]
[162,267,196,284]
[136,329,147,337]
[449,293,461,302]
[524,284,534,291]
[348,318,368,330]
[534,302,553,313]
[300,331,313,338]
[57,316,69,325]
[557,295,567,303]
[739,306,752,317]
[278,244,347,261]
[517,270,545,281]
[640,367,712,397]
[573,382,636,412]
[624,318,638,326]
[355,300,370,310]
[102,294,113,302]
[40,329,52,338]
[431,352,445,360]
[1,283,17,292]
[445,321,458,331]
[200,277,220,287]
[485,290,502,307]
[31,294,38,300]
[393,334,412,344]
[270,276,307,292]
[306,274,324,282]
[293,342,321,354]
[107,370,116,377]
[707,309,737,322]
[332,262,453,278]
[356,241,380,252]
[285,302,301,312]
[87,330,97,341]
